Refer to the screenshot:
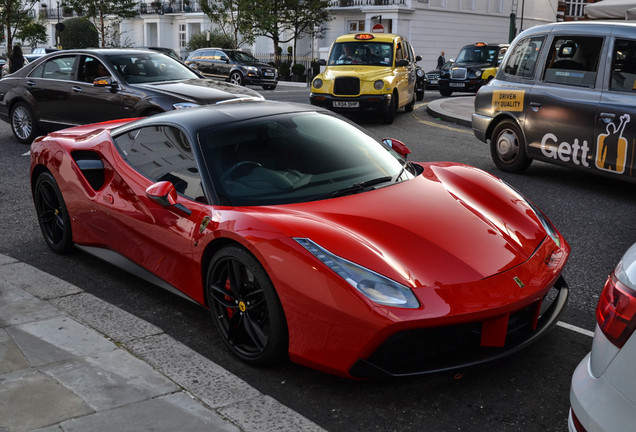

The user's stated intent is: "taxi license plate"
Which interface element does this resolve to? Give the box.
[449,82,465,88]
[264,72,274,77]
[333,101,359,108]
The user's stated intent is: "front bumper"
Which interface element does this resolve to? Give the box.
[350,276,569,378]
[438,78,485,93]
[309,93,392,115]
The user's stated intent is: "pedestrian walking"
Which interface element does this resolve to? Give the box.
[8,45,25,74]
[437,50,446,69]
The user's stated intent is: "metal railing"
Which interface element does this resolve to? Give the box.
[328,0,407,7]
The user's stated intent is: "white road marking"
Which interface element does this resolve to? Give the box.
[557,321,595,338]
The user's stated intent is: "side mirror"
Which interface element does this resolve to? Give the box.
[382,138,411,159]
[317,59,326,66]
[415,55,422,62]
[395,59,409,67]
[146,181,192,215]
[187,63,199,70]
[93,76,118,89]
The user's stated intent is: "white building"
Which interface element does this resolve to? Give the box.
[34,0,558,66]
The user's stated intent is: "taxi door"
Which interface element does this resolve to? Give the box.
[524,34,604,170]
[394,39,416,108]
[594,36,636,181]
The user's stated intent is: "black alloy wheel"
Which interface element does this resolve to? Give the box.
[34,172,74,253]
[206,246,288,365]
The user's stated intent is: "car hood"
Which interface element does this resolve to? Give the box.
[322,66,397,82]
[242,61,275,69]
[447,61,492,70]
[262,163,550,288]
[136,79,264,103]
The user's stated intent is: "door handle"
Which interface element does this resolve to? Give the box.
[599,112,615,123]
[26,80,36,87]
[72,86,83,93]
[530,102,541,112]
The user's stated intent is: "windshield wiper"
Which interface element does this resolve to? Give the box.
[319,176,393,199]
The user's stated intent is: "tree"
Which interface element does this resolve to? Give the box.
[199,0,255,49]
[16,21,48,48]
[286,0,331,63]
[186,31,234,51]
[58,17,99,49]
[0,0,38,55]
[65,0,137,47]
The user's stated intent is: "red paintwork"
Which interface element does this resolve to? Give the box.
[30,119,570,378]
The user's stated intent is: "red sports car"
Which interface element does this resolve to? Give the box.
[30,100,570,378]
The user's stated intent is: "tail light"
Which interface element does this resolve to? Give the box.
[596,271,636,348]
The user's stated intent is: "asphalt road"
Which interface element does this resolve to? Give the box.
[1,86,635,431]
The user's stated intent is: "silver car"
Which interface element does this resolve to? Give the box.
[569,242,636,431]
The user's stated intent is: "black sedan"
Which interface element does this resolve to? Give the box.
[185,48,278,90]
[0,48,263,143]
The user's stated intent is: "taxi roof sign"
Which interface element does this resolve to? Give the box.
[355,34,375,40]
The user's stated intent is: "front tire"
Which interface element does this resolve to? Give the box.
[206,246,288,366]
[34,172,74,253]
[11,102,41,144]
[490,119,533,173]
[230,71,244,86]
[439,87,453,97]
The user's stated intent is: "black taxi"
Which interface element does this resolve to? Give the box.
[473,21,636,183]
[438,42,507,96]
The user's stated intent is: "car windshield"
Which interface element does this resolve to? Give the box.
[228,51,260,63]
[197,111,414,206]
[106,52,199,84]
[455,45,500,65]
[327,42,394,66]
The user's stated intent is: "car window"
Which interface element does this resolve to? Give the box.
[543,36,603,87]
[79,56,110,83]
[213,50,229,62]
[328,42,394,66]
[29,56,76,80]
[107,52,199,83]
[113,125,206,201]
[502,36,545,78]
[610,38,636,92]
[228,51,259,63]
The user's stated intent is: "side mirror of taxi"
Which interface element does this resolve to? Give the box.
[416,55,422,62]
[146,181,192,216]
[382,138,411,159]
[316,59,326,66]
[396,59,409,67]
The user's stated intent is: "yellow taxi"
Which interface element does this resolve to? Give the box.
[310,33,420,124]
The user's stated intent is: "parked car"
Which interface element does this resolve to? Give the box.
[185,48,278,90]
[425,61,453,89]
[310,33,421,124]
[136,46,182,61]
[438,42,507,96]
[473,21,636,183]
[30,99,570,378]
[0,48,263,144]
[569,242,636,432]
[31,47,60,55]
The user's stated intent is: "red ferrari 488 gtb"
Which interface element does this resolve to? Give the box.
[30,100,570,378]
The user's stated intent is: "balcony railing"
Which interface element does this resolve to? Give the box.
[329,0,407,7]
[38,1,202,18]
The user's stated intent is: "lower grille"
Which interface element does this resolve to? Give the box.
[334,77,360,95]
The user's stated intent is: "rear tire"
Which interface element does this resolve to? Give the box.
[404,89,416,112]
[490,119,533,173]
[34,172,74,253]
[382,92,397,124]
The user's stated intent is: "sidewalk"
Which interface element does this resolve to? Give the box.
[0,254,324,432]
[425,95,474,127]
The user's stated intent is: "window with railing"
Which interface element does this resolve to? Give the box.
[566,0,586,17]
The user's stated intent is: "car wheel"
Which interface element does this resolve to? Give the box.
[11,102,41,144]
[382,91,397,124]
[490,119,533,173]
[34,172,74,254]
[404,90,416,112]
[206,246,288,366]
[262,84,277,90]
[230,71,244,86]
[439,88,453,97]
[416,88,424,101]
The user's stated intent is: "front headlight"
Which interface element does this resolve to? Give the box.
[475,70,482,78]
[173,102,200,110]
[245,66,258,73]
[295,238,420,308]
[374,80,384,90]
[312,78,323,89]
[416,69,425,77]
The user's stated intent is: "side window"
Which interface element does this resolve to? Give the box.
[395,42,404,62]
[80,56,110,83]
[37,56,75,80]
[543,36,603,87]
[113,126,206,202]
[610,38,636,92]
[503,36,545,78]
